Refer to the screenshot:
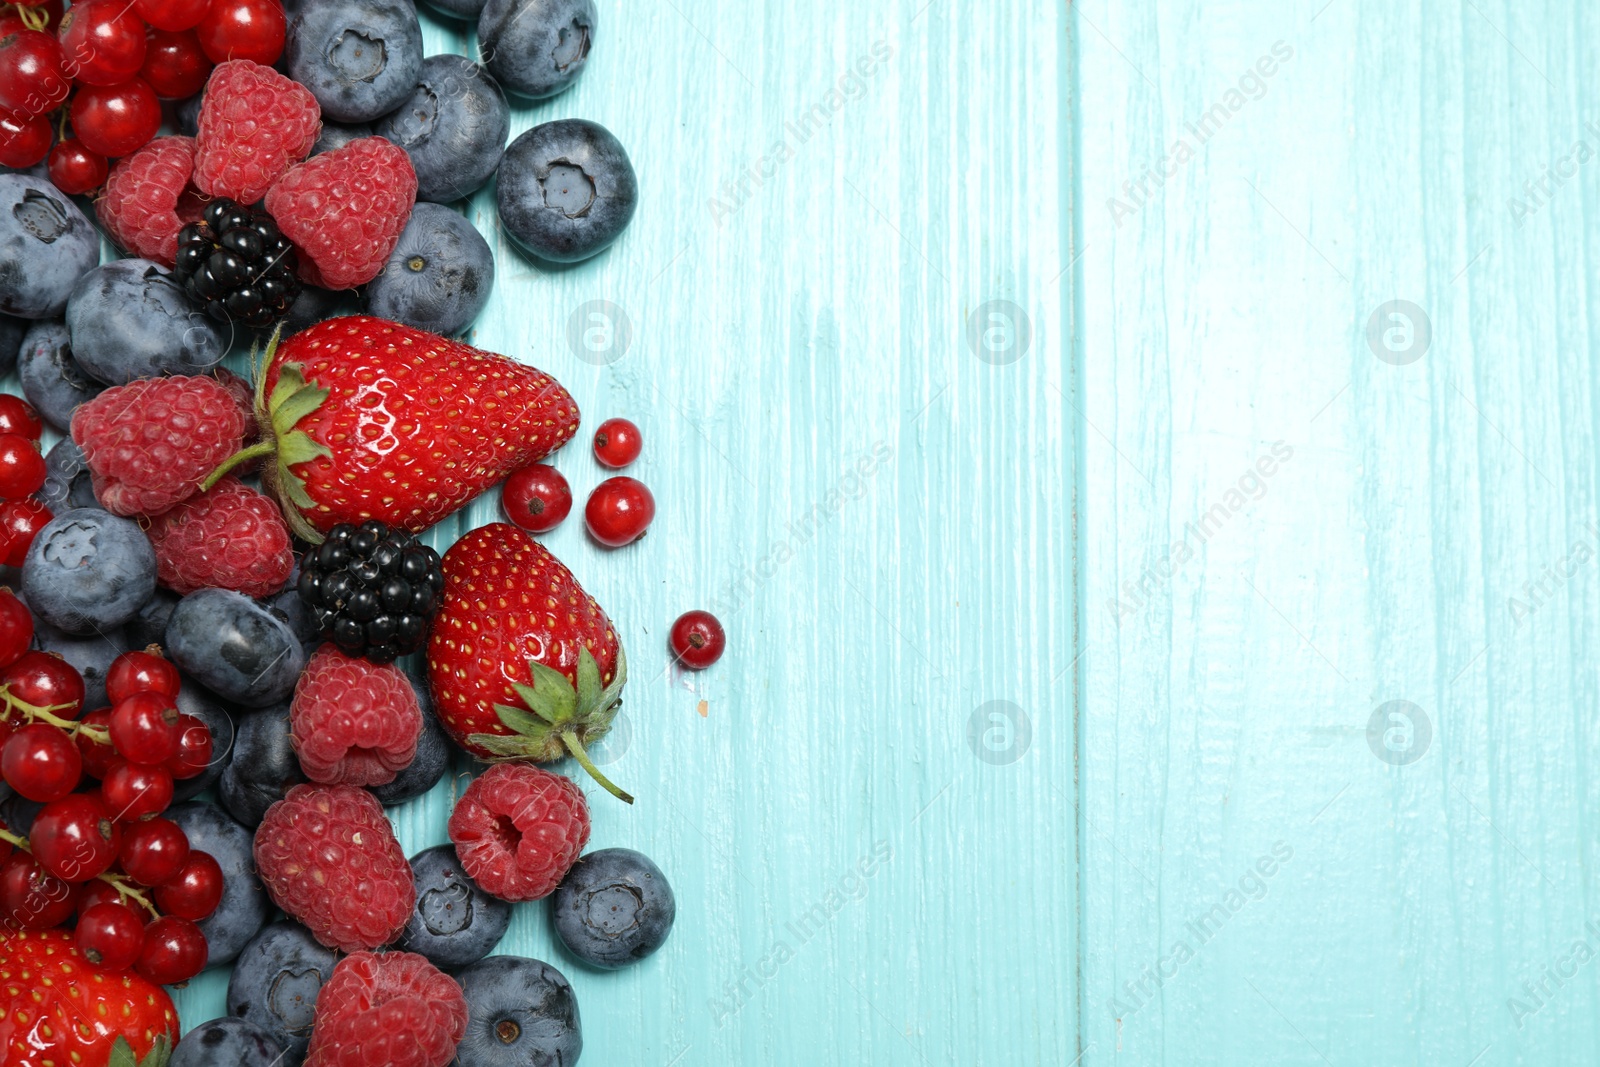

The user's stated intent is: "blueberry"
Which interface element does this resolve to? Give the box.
[65,259,229,385]
[497,119,637,264]
[38,438,97,515]
[167,589,308,707]
[219,703,306,828]
[286,0,424,123]
[123,587,180,650]
[166,801,272,967]
[551,848,675,969]
[21,509,156,635]
[0,312,25,376]
[311,120,373,156]
[374,55,508,203]
[30,616,126,710]
[396,845,511,970]
[228,920,340,1067]
[17,320,104,432]
[170,680,238,803]
[364,204,495,336]
[171,1017,284,1067]
[280,284,358,336]
[419,0,488,19]
[175,92,203,137]
[0,174,100,320]
[369,676,450,806]
[0,793,43,836]
[267,573,322,657]
[478,0,595,101]
[454,956,582,1067]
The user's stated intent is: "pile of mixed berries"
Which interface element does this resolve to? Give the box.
[0,2,727,1065]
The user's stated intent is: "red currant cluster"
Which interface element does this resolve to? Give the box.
[0,592,218,984]
[0,395,51,567]
[0,0,286,191]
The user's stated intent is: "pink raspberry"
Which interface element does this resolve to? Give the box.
[194,60,321,205]
[305,951,467,1067]
[96,136,206,267]
[448,764,590,902]
[71,376,251,518]
[291,645,422,787]
[254,784,415,952]
[264,137,417,289]
[145,477,294,597]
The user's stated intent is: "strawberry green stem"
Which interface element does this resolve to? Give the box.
[201,440,277,491]
[561,730,633,804]
[0,828,159,917]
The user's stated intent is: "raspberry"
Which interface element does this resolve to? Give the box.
[290,645,422,786]
[96,135,205,267]
[448,764,590,902]
[71,375,251,518]
[193,59,320,205]
[264,137,417,289]
[145,477,294,597]
[254,783,415,951]
[304,951,467,1067]
[212,368,260,439]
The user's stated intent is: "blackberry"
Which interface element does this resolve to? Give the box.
[297,520,444,664]
[172,198,301,330]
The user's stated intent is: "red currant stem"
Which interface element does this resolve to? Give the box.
[0,828,160,917]
[560,729,634,804]
[201,441,276,492]
[13,4,47,32]
[0,686,108,743]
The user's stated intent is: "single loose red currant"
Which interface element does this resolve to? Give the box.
[58,0,149,86]
[0,434,45,499]
[29,793,120,882]
[0,589,33,670]
[1,723,81,801]
[669,610,727,670]
[118,815,188,886]
[165,713,212,780]
[196,0,285,65]
[106,649,182,705]
[76,900,146,970]
[109,691,181,765]
[0,29,69,116]
[70,78,161,158]
[593,418,643,468]
[2,650,86,720]
[0,498,53,567]
[502,464,573,534]
[152,849,221,920]
[585,476,656,547]
[135,0,213,32]
[0,851,76,929]
[0,396,43,441]
[135,915,207,984]
[76,707,117,778]
[101,759,174,821]
[140,27,212,98]
[0,110,50,168]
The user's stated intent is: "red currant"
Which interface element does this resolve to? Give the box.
[593,418,643,468]
[135,0,213,32]
[29,793,120,882]
[135,915,207,984]
[101,760,174,821]
[0,589,33,670]
[106,649,182,705]
[140,27,212,99]
[152,849,221,920]
[0,29,69,116]
[76,876,136,917]
[0,396,43,441]
[109,691,181,765]
[0,111,50,168]
[0,821,10,865]
[0,851,76,929]
[58,0,148,87]
[0,498,52,567]
[0,434,45,499]
[1,723,81,801]
[118,816,188,886]
[47,138,109,194]
[585,476,656,547]
[502,464,572,534]
[70,78,161,158]
[164,714,213,780]
[76,707,117,778]
[196,0,285,65]
[669,610,727,669]
[76,900,146,970]
[2,650,86,720]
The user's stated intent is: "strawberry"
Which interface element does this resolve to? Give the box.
[0,928,178,1067]
[427,523,631,802]
[206,316,581,543]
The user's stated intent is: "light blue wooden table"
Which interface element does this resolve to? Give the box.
[158,0,1596,1064]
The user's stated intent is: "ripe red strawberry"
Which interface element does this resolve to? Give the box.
[265,137,415,289]
[427,522,631,802]
[207,316,580,541]
[0,928,178,1067]
[193,59,321,205]
[145,476,294,596]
